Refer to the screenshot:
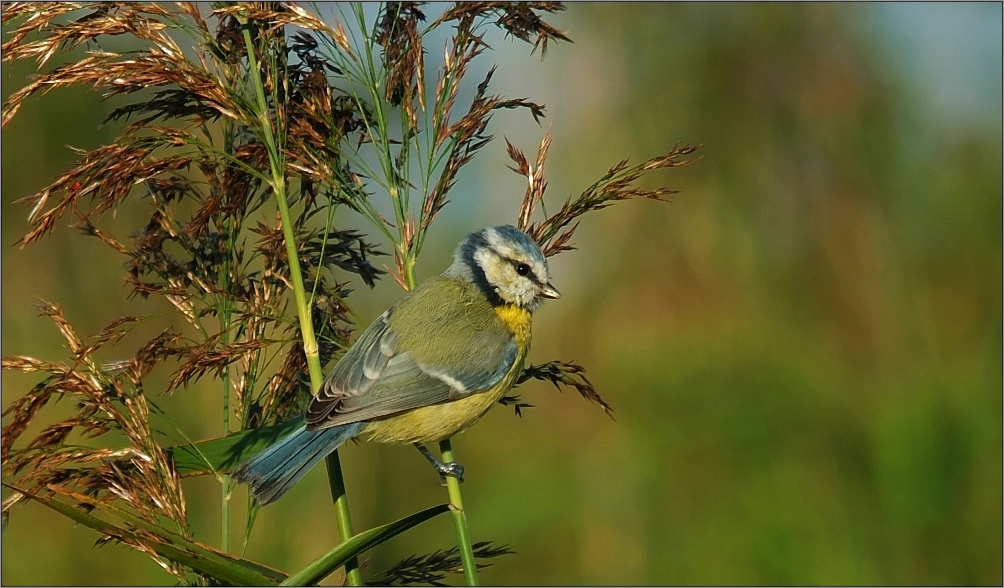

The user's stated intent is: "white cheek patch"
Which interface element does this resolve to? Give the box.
[474,246,492,267]
[474,247,502,286]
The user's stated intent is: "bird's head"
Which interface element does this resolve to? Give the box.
[445,225,560,310]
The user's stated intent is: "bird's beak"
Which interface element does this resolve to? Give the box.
[541,283,561,299]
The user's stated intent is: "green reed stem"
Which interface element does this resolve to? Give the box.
[439,439,479,585]
[325,452,359,582]
[220,218,234,554]
[240,18,362,586]
[220,393,233,552]
[218,109,239,554]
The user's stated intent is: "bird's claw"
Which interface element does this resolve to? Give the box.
[437,461,464,485]
[415,444,465,485]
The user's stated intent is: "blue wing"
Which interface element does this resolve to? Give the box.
[305,297,518,429]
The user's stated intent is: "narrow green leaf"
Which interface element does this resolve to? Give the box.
[281,504,452,587]
[9,486,280,586]
[166,418,303,476]
[75,493,288,584]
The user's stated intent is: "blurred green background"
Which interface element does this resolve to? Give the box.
[2,3,1001,585]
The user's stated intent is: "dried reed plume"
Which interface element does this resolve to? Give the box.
[2,2,693,584]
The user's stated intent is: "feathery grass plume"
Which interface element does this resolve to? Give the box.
[3,1,383,423]
[509,130,552,231]
[269,1,566,290]
[376,2,426,119]
[431,2,570,58]
[1,1,384,580]
[420,65,546,238]
[3,2,695,584]
[510,137,700,256]
[506,131,699,419]
[367,541,515,586]
[2,304,192,581]
[517,361,614,419]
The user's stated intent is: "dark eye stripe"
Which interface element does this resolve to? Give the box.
[505,257,543,285]
[483,242,546,285]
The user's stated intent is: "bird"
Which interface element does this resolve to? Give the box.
[233,225,560,505]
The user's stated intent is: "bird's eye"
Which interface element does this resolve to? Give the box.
[516,263,531,276]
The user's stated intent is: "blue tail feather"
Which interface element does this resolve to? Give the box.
[233,422,365,505]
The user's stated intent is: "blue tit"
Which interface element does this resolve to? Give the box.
[233,225,560,505]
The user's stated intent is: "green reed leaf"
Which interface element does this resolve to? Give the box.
[280,503,451,586]
[9,485,283,585]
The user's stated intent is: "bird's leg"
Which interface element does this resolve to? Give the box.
[414,443,465,485]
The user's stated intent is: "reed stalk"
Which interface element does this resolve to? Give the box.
[238,15,361,585]
[439,439,479,585]
[219,218,234,553]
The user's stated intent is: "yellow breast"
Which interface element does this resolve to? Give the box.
[493,304,532,347]
[361,304,532,445]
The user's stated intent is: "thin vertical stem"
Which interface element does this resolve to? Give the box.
[218,92,237,549]
[240,17,362,586]
[325,452,359,582]
[221,439,232,553]
[220,218,233,554]
[439,438,479,586]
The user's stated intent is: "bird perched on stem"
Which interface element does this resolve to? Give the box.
[234,225,560,505]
